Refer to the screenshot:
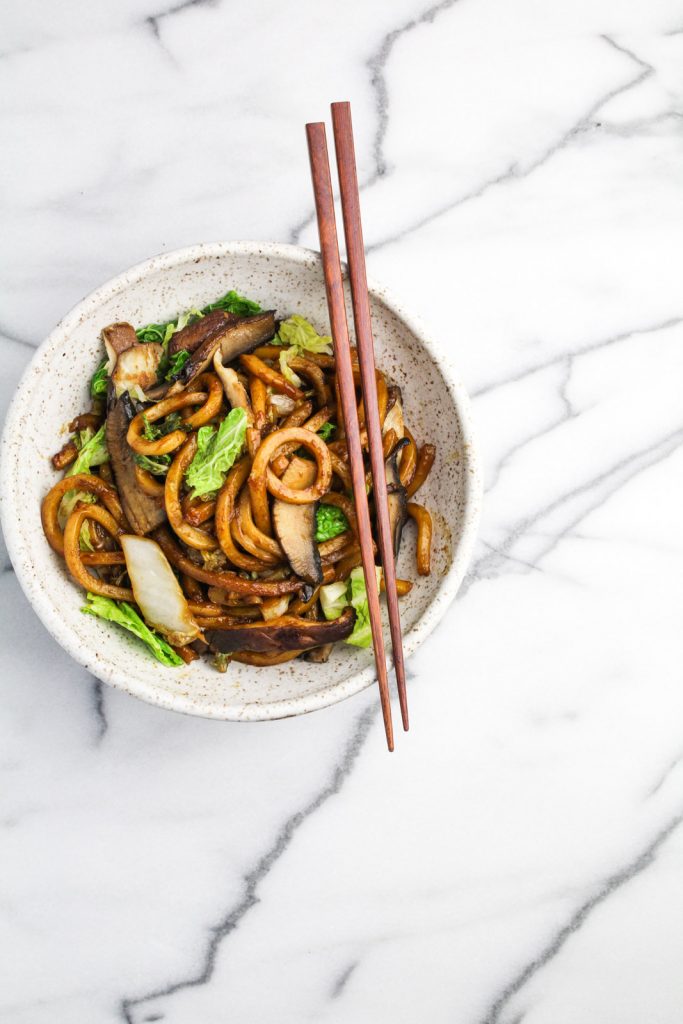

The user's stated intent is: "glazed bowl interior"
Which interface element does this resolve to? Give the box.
[0,242,480,720]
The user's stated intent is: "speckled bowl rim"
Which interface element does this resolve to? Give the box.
[0,241,481,721]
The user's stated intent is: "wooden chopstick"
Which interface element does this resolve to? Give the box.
[306,120,395,752]
[331,101,409,732]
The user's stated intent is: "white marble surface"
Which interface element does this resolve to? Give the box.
[2,1,683,1021]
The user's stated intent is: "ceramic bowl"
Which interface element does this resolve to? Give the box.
[0,242,481,720]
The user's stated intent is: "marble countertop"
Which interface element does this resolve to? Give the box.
[2,1,683,1021]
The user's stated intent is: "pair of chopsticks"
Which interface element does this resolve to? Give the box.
[306,102,407,752]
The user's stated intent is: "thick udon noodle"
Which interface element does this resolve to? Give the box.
[41,340,435,665]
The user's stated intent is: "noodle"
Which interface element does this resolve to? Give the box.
[236,490,283,562]
[165,435,219,551]
[40,298,436,671]
[135,464,165,497]
[127,392,207,456]
[248,427,332,534]
[406,444,436,497]
[407,502,432,576]
[214,460,267,572]
[398,427,418,489]
[154,528,303,597]
[286,356,330,407]
[64,504,133,600]
[42,473,126,555]
[183,373,224,428]
[239,353,304,400]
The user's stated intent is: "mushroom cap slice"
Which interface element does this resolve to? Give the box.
[168,311,277,390]
[101,322,138,357]
[304,642,334,663]
[105,395,167,535]
[272,456,323,585]
[169,309,234,356]
[206,606,355,654]
[219,311,276,362]
[385,437,409,558]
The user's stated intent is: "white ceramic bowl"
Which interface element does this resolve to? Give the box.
[0,242,481,720]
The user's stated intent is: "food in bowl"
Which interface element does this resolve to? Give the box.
[40,286,437,672]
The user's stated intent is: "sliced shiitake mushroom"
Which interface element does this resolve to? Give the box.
[106,394,167,535]
[219,311,277,363]
[206,606,355,654]
[101,322,138,357]
[304,643,334,663]
[384,437,409,558]
[169,311,277,388]
[169,309,234,356]
[272,456,323,585]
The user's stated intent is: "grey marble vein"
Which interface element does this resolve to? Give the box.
[145,0,217,54]
[288,208,317,247]
[365,162,517,255]
[289,0,460,246]
[330,959,359,999]
[0,322,36,349]
[90,677,108,743]
[477,541,542,576]
[366,0,461,180]
[485,359,577,495]
[557,356,576,421]
[483,411,565,496]
[464,426,683,594]
[145,16,164,45]
[144,14,179,66]
[471,316,683,399]
[592,106,683,140]
[647,751,683,798]
[525,427,683,567]
[119,704,376,1023]
[147,0,217,26]
[475,808,683,1024]
[369,34,655,253]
